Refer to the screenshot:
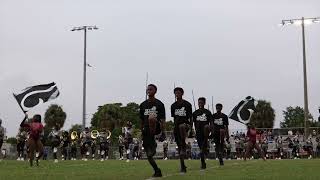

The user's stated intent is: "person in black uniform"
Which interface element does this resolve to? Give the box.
[139,84,166,178]
[213,103,229,166]
[171,87,192,173]
[192,97,213,169]
[60,131,70,160]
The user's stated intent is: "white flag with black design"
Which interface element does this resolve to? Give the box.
[229,96,257,124]
[13,82,60,112]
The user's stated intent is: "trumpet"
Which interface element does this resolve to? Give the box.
[71,131,78,140]
[91,130,100,139]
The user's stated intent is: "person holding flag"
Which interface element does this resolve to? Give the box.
[244,123,266,161]
[20,113,44,166]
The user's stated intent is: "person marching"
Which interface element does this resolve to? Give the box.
[212,103,230,166]
[48,126,61,163]
[0,119,4,160]
[60,131,70,161]
[244,124,266,161]
[118,135,124,160]
[276,136,283,159]
[139,84,166,178]
[98,128,111,161]
[123,121,134,162]
[192,97,213,169]
[70,131,78,160]
[80,127,92,161]
[163,140,168,160]
[171,87,193,173]
[20,113,44,167]
[16,127,28,161]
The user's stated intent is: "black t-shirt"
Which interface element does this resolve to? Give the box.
[171,100,192,125]
[139,98,166,128]
[192,108,213,132]
[212,113,229,131]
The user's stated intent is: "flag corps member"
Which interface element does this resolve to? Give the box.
[20,113,44,166]
[14,82,59,166]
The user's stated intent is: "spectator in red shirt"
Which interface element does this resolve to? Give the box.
[244,123,266,161]
[20,113,44,166]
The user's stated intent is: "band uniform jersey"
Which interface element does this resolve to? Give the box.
[212,112,229,132]
[49,130,60,143]
[98,132,109,143]
[139,99,166,128]
[171,100,192,125]
[16,131,27,142]
[192,108,213,132]
[80,131,91,144]
[124,127,133,140]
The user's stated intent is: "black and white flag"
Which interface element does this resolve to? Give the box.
[229,96,257,124]
[13,82,60,112]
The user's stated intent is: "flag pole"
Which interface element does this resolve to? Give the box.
[145,72,148,100]
[192,90,197,110]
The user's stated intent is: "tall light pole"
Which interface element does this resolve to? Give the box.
[71,25,98,129]
[280,17,319,138]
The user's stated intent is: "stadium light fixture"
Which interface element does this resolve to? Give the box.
[71,25,98,129]
[280,17,319,139]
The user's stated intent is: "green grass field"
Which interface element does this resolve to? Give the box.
[0,159,319,180]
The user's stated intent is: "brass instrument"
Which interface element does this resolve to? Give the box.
[91,130,99,139]
[71,131,78,140]
[106,130,111,139]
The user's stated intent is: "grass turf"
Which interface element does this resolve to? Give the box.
[0,159,319,180]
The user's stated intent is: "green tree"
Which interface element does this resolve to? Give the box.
[91,102,140,132]
[69,124,83,134]
[44,104,67,130]
[6,137,17,145]
[280,106,314,128]
[250,100,275,128]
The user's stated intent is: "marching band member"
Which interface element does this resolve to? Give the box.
[132,138,140,160]
[48,126,60,163]
[70,131,78,160]
[16,127,28,161]
[98,128,111,161]
[60,131,70,160]
[118,135,124,160]
[123,121,133,162]
[163,140,168,160]
[171,87,193,173]
[80,127,92,161]
[0,119,4,161]
[276,136,283,159]
[91,133,97,160]
[261,136,268,159]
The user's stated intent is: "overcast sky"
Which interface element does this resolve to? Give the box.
[1,0,319,137]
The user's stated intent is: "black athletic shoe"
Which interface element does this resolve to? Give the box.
[153,169,162,177]
[180,166,187,173]
[201,163,206,169]
[219,159,224,166]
